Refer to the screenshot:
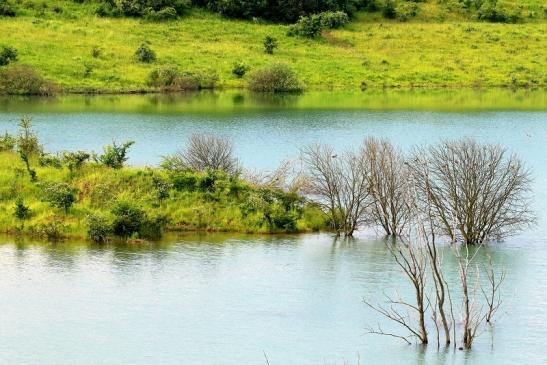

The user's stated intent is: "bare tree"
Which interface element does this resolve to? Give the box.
[302,143,370,236]
[365,234,429,344]
[482,255,506,323]
[363,137,409,236]
[409,138,535,244]
[164,134,239,173]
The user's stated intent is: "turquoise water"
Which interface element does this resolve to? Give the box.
[0,92,546,364]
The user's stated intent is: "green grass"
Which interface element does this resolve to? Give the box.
[0,150,326,241]
[0,2,545,92]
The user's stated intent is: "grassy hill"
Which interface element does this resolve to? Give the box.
[0,1,545,92]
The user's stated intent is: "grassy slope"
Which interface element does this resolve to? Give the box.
[0,151,325,240]
[0,2,546,91]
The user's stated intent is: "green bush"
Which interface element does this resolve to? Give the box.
[232,61,249,78]
[147,66,179,87]
[288,14,322,38]
[62,151,91,172]
[263,36,278,54]
[97,140,134,169]
[13,198,31,228]
[396,2,418,21]
[86,214,111,243]
[145,6,178,20]
[111,201,145,238]
[381,0,396,18]
[38,153,63,168]
[319,11,349,29]
[38,216,65,241]
[477,0,520,23]
[152,175,172,202]
[0,65,58,95]
[147,67,216,90]
[40,182,78,213]
[135,42,156,63]
[170,172,198,191]
[0,0,16,16]
[0,131,16,151]
[0,46,17,66]
[248,63,302,92]
[97,0,190,18]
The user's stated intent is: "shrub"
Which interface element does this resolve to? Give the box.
[14,198,31,228]
[134,42,156,63]
[17,116,41,181]
[263,36,278,54]
[319,11,349,29]
[147,68,216,90]
[0,65,58,95]
[381,0,396,19]
[38,152,62,168]
[145,6,177,20]
[111,201,145,238]
[38,216,65,241]
[232,61,249,78]
[148,66,179,87]
[477,1,520,23]
[0,46,17,66]
[169,172,198,191]
[86,214,111,243]
[288,14,322,38]
[152,175,172,202]
[248,63,302,92]
[0,131,16,151]
[97,140,134,169]
[91,46,102,58]
[41,182,78,213]
[395,2,418,21]
[0,0,16,16]
[62,151,91,172]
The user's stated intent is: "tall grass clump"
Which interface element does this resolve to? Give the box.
[0,65,58,95]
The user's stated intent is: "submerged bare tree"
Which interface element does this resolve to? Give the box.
[302,143,370,236]
[163,134,239,173]
[409,139,535,244]
[364,231,429,344]
[482,255,506,324]
[363,137,409,236]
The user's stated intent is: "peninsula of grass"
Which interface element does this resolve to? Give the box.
[0,1,545,93]
[0,119,326,242]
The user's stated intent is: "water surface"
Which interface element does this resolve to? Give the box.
[0,90,546,364]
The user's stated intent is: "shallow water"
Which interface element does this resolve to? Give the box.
[0,91,546,364]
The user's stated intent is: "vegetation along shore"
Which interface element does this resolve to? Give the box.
[0,0,545,94]
[0,117,534,244]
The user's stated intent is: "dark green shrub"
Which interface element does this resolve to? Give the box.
[170,172,198,191]
[97,140,134,169]
[195,70,219,89]
[0,0,16,16]
[396,2,418,21]
[14,198,31,228]
[263,36,278,54]
[0,131,16,151]
[232,61,249,78]
[477,1,520,23]
[152,175,172,202]
[134,42,156,63]
[248,63,302,92]
[319,11,349,29]
[288,14,322,38]
[138,214,169,240]
[38,152,62,168]
[0,46,17,66]
[111,201,145,238]
[62,150,90,172]
[86,214,111,243]
[145,6,177,20]
[41,182,78,213]
[381,0,396,18]
[0,65,58,95]
[91,46,102,58]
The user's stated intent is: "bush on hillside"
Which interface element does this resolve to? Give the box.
[395,2,418,21]
[147,67,218,90]
[135,42,156,63]
[40,182,78,213]
[288,11,348,38]
[263,36,278,54]
[477,0,520,23]
[86,214,111,243]
[0,46,17,66]
[97,140,135,169]
[0,132,16,152]
[0,0,16,16]
[0,65,58,95]
[248,63,302,92]
[232,61,249,78]
[96,0,190,19]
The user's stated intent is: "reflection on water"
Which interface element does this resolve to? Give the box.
[0,233,546,364]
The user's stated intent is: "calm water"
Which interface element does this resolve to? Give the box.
[0,91,546,364]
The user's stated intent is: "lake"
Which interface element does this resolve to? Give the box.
[0,90,546,364]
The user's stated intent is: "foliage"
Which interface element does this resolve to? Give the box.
[111,201,146,238]
[287,11,349,38]
[248,63,302,92]
[0,0,16,17]
[13,197,31,227]
[134,42,156,63]
[97,140,135,169]
[0,45,17,66]
[17,116,41,181]
[38,153,62,168]
[62,151,91,172]
[40,181,78,213]
[232,61,249,78]
[86,214,111,243]
[0,131,16,152]
[395,2,418,21]
[263,36,277,54]
[0,65,57,95]
[147,67,217,90]
[477,0,520,23]
[96,0,190,19]
[38,216,65,241]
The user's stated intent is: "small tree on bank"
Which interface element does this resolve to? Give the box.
[17,116,41,182]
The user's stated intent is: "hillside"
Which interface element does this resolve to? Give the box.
[0,1,545,92]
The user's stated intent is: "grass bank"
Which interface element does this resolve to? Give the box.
[0,3,545,92]
[0,150,325,242]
